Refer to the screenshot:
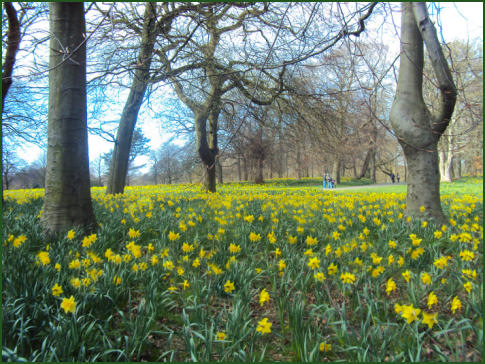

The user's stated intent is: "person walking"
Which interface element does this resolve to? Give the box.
[396,173,400,183]
[390,172,395,183]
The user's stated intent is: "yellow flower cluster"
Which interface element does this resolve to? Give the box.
[3,180,482,353]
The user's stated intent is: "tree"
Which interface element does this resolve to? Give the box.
[103,127,151,186]
[90,155,106,187]
[41,3,96,234]
[14,155,46,189]
[2,147,23,190]
[1,2,20,109]
[422,41,483,182]
[105,2,158,194]
[155,140,182,184]
[126,127,151,184]
[160,3,282,192]
[390,2,456,224]
[102,2,217,194]
[2,3,50,149]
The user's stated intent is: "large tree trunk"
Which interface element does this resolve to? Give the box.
[390,2,456,224]
[205,165,216,191]
[106,3,157,194]
[2,2,20,110]
[41,2,96,234]
[196,102,220,192]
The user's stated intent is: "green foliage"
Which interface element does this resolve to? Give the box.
[2,178,483,361]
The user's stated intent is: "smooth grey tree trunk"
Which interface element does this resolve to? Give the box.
[106,3,157,194]
[41,2,96,234]
[390,2,456,225]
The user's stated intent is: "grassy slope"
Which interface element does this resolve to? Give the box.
[243,176,483,195]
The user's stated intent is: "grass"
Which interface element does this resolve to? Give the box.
[226,176,374,188]
[2,176,483,362]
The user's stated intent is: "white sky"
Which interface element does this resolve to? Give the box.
[14,2,484,168]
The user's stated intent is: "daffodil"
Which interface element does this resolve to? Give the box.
[459,250,475,261]
[340,272,356,284]
[128,228,140,239]
[402,270,411,282]
[60,295,76,314]
[52,283,63,297]
[385,278,396,295]
[168,231,180,242]
[327,263,338,275]
[314,272,326,282]
[216,331,226,340]
[224,280,235,294]
[427,291,438,309]
[249,232,261,242]
[278,259,286,271]
[256,318,272,334]
[421,311,438,329]
[400,304,421,324]
[259,288,270,306]
[451,296,462,314]
[319,341,331,352]
[306,235,318,246]
[420,272,432,285]
[37,251,50,265]
[307,256,320,270]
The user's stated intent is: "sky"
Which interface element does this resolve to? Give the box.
[13,2,484,169]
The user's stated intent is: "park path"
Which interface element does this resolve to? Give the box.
[327,182,406,191]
